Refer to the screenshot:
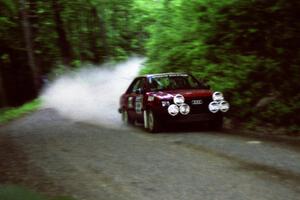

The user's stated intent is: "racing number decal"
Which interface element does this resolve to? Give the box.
[135,95,143,114]
[128,97,133,108]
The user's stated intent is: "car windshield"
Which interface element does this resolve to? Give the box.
[149,74,204,91]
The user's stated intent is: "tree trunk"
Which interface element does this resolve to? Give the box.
[98,12,109,61]
[19,0,39,92]
[88,6,108,63]
[0,70,7,108]
[52,0,73,66]
[89,7,100,63]
[28,0,41,69]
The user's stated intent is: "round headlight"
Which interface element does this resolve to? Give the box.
[219,100,230,112]
[208,101,219,113]
[179,103,190,115]
[213,92,224,101]
[173,94,185,105]
[168,104,179,116]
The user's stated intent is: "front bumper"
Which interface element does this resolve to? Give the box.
[169,113,222,123]
[153,107,222,123]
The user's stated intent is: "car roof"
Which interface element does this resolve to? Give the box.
[137,72,189,79]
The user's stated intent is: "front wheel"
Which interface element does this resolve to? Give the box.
[145,110,160,133]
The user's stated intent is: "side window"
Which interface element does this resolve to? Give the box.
[126,78,146,94]
[139,78,147,91]
[126,79,138,94]
[132,79,143,92]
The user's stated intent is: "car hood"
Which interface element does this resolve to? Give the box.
[149,89,213,100]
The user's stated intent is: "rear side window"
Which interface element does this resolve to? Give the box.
[126,78,146,93]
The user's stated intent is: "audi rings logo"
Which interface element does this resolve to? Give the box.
[191,99,203,105]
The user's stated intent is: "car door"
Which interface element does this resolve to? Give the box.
[126,78,146,121]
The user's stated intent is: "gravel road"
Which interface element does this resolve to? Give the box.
[1,108,300,200]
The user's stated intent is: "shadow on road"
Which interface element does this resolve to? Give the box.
[132,121,300,152]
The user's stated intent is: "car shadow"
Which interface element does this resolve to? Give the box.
[134,122,300,152]
[161,123,215,133]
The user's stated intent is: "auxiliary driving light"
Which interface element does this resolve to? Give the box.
[212,91,224,101]
[168,104,179,116]
[173,94,185,105]
[208,101,219,113]
[179,103,190,115]
[219,100,230,112]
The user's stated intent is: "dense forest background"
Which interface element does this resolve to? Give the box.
[0,0,299,130]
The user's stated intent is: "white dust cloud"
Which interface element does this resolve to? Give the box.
[41,57,145,128]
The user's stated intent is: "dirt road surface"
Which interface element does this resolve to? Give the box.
[1,108,300,200]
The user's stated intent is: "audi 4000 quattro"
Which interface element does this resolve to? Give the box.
[118,73,229,132]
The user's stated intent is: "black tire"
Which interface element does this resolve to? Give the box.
[122,109,134,125]
[146,110,160,133]
[143,110,148,129]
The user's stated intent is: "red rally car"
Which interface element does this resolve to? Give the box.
[118,73,230,132]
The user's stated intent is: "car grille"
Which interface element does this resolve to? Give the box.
[186,96,212,114]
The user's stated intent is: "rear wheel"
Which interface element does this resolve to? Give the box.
[146,110,160,133]
[143,110,148,129]
[122,109,134,125]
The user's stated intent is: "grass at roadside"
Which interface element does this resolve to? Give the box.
[0,99,41,125]
[0,185,74,200]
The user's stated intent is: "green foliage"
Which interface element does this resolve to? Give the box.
[0,99,41,124]
[0,185,45,200]
[0,0,149,108]
[0,185,74,200]
[0,0,145,75]
[141,0,300,128]
[1,0,299,128]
